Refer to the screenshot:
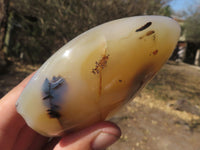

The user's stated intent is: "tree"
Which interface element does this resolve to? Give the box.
[0,0,10,72]
[184,8,200,44]
[8,0,172,64]
[182,6,200,64]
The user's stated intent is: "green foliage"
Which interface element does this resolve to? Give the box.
[184,9,200,44]
[8,0,172,64]
[159,5,173,17]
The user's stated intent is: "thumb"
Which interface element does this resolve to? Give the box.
[51,121,121,150]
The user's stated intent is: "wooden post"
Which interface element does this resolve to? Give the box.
[194,49,200,66]
[0,0,10,72]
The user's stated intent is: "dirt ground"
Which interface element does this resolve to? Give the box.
[0,61,200,150]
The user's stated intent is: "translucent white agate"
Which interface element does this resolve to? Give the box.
[16,16,180,137]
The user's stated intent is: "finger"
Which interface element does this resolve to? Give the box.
[27,130,49,150]
[49,121,121,150]
[0,72,34,126]
[12,125,38,150]
[11,124,48,150]
[43,137,61,150]
[0,73,35,149]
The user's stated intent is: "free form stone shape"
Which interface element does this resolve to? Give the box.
[16,16,180,137]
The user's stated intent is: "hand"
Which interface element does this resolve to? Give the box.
[0,73,121,150]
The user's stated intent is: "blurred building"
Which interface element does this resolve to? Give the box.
[171,16,200,66]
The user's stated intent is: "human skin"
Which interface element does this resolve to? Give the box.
[0,73,121,150]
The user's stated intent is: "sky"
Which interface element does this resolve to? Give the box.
[169,0,199,13]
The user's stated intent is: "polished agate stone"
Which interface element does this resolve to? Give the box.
[16,16,180,137]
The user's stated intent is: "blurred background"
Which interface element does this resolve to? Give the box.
[0,0,200,149]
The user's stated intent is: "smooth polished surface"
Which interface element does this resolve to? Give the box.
[16,16,180,137]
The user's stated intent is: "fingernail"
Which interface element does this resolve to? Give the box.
[91,131,120,150]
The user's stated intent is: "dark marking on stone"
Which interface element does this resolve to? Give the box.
[92,54,109,74]
[146,30,155,36]
[42,76,67,119]
[51,77,64,89]
[139,30,155,39]
[119,80,122,82]
[47,109,61,118]
[153,34,156,41]
[153,49,158,55]
[92,53,109,96]
[136,22,152,32]
[43,94,54,100]
[139,36,143,40]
